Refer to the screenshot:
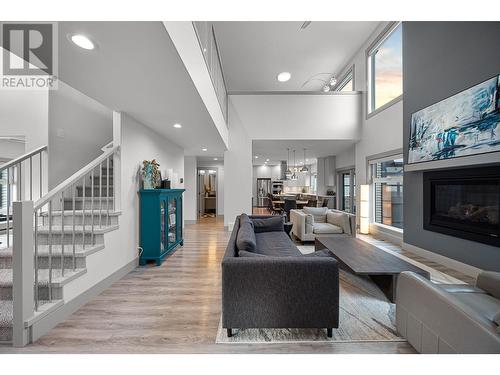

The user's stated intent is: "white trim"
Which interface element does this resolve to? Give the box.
[402,242,482,279]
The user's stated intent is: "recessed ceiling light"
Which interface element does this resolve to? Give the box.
[202,148,207,152]
[213,157,218,161]
[254,156,258,159]
[266,159,270,162]
[277,72,291,82]
[173,123,182,129]
[70,34,95,50]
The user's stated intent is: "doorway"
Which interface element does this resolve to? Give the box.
[197,168,217,219]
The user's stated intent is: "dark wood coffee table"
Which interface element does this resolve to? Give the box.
[315,236,430,303]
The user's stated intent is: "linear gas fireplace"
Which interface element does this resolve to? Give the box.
[423,166,500,247]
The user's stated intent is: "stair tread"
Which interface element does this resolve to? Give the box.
[0,243,104,258]
[0,268,86,287]
[36,224,119,234]
[39,210,122,217]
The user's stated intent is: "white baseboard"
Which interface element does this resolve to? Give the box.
[29,257,138,344]
[402,242,482,279]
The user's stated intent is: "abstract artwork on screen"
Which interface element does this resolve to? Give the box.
[408,75,500,164]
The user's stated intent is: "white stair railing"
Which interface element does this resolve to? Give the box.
[12,143,119,346]
[0,145,47,249]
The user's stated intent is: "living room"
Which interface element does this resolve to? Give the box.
[1,1,500,374]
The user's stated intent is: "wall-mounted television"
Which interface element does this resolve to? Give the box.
[408,74,500,164]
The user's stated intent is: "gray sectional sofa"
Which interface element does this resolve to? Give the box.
[396,271,500,353]
[221,214,339,337]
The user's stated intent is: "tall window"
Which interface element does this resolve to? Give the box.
[0,169,7,213]
[370,157,403,229]
[367,23,403,114]
[335,68,354,92]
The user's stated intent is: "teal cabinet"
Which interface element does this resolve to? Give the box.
[139,189,185,266]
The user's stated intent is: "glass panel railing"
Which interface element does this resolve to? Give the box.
[193,22,228,124]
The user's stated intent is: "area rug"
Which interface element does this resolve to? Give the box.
[215,267,404,343]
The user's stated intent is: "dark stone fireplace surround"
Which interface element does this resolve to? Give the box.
[423,165,500,248]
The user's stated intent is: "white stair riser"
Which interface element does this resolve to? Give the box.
[76,186,114,197]
[36,232,104,246]
[64,199,114,211]
[42,214,118,226]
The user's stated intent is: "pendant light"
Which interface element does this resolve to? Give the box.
[285,148,293,179]
[300,148,309,172]
[291,150,298,180]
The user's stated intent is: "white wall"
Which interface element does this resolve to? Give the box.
[224,99,252,229]
[48,81,113,188]
[335,146,356,169]
[197,159,224,216]
[0,139,25,160]
[229,93,362,140]
[336,22,403,229]
[184,156,198,222]
[64,112,185,301]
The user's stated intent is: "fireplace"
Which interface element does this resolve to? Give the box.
[423,166,500,247]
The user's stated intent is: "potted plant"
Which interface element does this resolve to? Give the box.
[142,159,160,189]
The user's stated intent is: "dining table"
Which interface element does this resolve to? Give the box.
[272,200,309,208]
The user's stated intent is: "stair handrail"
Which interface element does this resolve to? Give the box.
[34,144,119,211]
[0,145,47,173]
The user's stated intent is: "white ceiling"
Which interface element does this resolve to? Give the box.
[213,21,380,92]
[57,22,227,156]
[252,140,355,166]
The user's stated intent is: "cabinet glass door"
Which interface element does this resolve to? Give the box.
[176,196,182,242]
[160,199,166,251]
[168,197,177,247]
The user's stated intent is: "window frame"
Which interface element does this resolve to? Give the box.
[366,22,403,118]
[337,167,355,214]
[368,153,404,230]
[333,65,355,92]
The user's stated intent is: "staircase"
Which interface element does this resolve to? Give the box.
[0,145,120,345]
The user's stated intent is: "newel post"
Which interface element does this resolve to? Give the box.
[12,201,34,347]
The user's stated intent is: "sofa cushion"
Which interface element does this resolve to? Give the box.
[452,292,500,326]
[303,207,328,223]
[255,232,301,257]
[251,215,284,233]
[303,249,336,258]
[494,310,500,333]
[476,271,500,299]
[327,211,350,235]
[238,250,266,257]
[313,222,344,234]
[236,215,256,252]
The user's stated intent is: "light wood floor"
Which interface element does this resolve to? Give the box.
[1,217,416,354]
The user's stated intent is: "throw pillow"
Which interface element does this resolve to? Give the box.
[326,211,351,235]
[251,215,284,233]
[303,207,328,223]
[236,214,256,252]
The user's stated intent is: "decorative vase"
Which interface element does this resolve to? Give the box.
[143,165,154,189]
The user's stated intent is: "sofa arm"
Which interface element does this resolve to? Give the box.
[290,209,306,239]
[476,271,500,299]
[396,272,500,353]
[221,256,339,329]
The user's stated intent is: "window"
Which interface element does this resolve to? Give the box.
[335,67,354,92]
[367,23,403,114]
[0,169,7,214]
[338,169,356,214]
[370,157,403,229]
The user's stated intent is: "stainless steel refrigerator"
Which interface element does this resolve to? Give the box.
[256,178,271,207]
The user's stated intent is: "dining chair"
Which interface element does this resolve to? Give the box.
[283,199,297,221]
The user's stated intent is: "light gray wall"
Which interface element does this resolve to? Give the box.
[48,81,113,188]
[403,22,500,271]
